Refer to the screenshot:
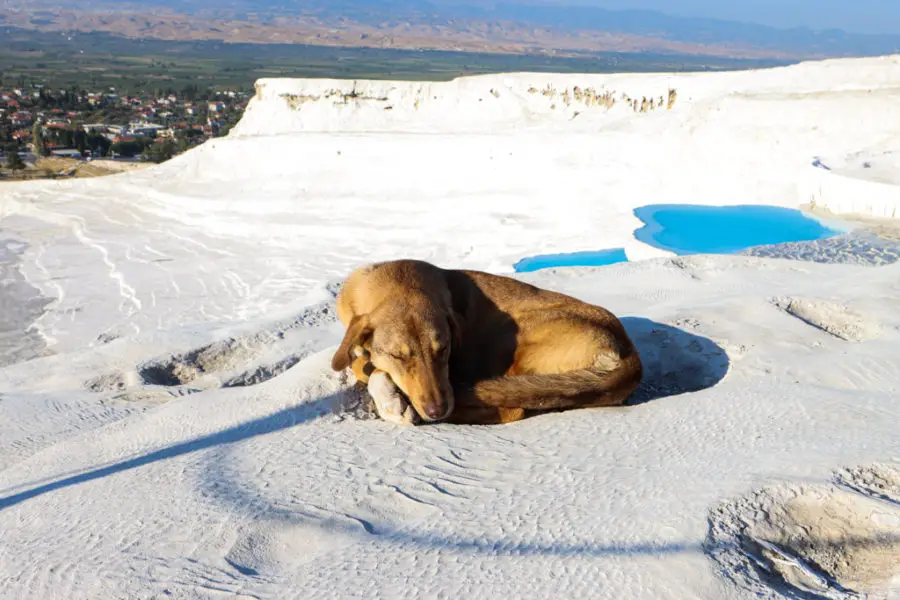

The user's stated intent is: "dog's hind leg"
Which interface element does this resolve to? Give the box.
[464,318,642,412]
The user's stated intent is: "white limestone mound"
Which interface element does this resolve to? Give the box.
[771,297,882,342]
[708,464,900,599]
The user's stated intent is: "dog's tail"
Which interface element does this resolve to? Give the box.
[460,352,642,410]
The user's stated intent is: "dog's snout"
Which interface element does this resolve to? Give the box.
[417,386,454,422]
[421,401,446,421]
[404,363,454,422]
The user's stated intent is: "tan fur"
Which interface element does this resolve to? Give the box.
[332,260,642,425]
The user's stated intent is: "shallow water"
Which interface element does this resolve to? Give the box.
[633,204,842,255]
[513,248,628,273]
[0,236,51,368]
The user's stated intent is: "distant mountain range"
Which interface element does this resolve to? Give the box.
[3,0,900,60]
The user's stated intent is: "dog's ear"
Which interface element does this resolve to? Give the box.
[331,314,373,371]
[441,271,467,351]
[447,311,463,350]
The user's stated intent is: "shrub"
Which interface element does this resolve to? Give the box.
[142,139,177,164]
[5,151,25,171]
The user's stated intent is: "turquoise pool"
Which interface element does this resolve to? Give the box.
[513,205,844,273]
[632,204,843,255]
[513,248,628,273]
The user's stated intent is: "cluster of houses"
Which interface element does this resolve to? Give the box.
[1,86,249,160]
[84,121,223,146]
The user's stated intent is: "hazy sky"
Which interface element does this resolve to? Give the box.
[551,0,899,35]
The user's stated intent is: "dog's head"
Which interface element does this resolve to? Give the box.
[331,307,459,422]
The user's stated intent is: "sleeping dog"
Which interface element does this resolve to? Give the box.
[331,259,642,425]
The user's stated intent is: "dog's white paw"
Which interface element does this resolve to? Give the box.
[368,371,418,426]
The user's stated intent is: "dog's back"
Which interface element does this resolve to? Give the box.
[443,267,642,416]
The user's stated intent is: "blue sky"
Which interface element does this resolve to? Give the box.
[556,0,899,35]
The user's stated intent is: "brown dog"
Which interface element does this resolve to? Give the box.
[331,259,642,425]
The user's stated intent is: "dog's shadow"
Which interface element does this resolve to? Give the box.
[621,317,730,405]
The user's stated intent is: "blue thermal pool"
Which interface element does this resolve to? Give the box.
[513,204,845,273]
[632,204,843,255]
[513,248,628,273]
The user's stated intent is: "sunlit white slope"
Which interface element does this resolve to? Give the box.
[3,56,898,352]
